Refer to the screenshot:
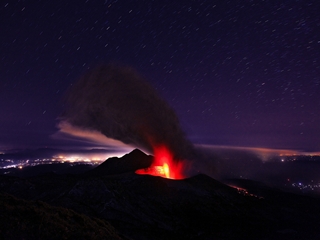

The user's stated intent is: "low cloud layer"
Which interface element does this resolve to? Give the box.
[53,121,132,150]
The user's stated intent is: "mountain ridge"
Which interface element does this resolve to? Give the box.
[0,149,320,239]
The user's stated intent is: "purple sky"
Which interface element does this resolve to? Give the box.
[1,1,320,151]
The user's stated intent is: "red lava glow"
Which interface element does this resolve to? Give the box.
[135,145,185,179]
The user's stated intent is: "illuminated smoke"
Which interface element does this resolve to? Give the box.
[59,64,196,161]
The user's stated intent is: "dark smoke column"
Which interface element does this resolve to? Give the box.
[60,64,195,161]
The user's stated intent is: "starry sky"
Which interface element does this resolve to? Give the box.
[1,0,320,151]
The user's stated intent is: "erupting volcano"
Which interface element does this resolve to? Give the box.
[135,145,185,179]
[59,64,198,177]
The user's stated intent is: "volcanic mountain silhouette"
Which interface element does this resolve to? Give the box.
[87,149,153,176]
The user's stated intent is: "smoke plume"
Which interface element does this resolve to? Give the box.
[60,64,195,161]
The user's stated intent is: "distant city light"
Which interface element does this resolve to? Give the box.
[0,152,127,170]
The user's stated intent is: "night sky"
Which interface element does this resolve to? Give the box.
[1,1,320,152]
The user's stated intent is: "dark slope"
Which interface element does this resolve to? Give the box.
[86,149,153,176]
[0,149,320,239]
[0,192,122,240]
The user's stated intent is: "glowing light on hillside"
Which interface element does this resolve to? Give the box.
[136,145,185,179]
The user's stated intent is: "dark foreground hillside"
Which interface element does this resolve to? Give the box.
[0,193,122,240]
[1,149,320,239]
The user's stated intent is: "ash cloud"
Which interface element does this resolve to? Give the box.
[59,64,195,161]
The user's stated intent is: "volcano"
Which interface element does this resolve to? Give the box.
[1,149,320,239]
[135,145,186,179]
[88,147,187,179]
[87,149,153,176]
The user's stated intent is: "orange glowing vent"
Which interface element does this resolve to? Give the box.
[136,145,185,179]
